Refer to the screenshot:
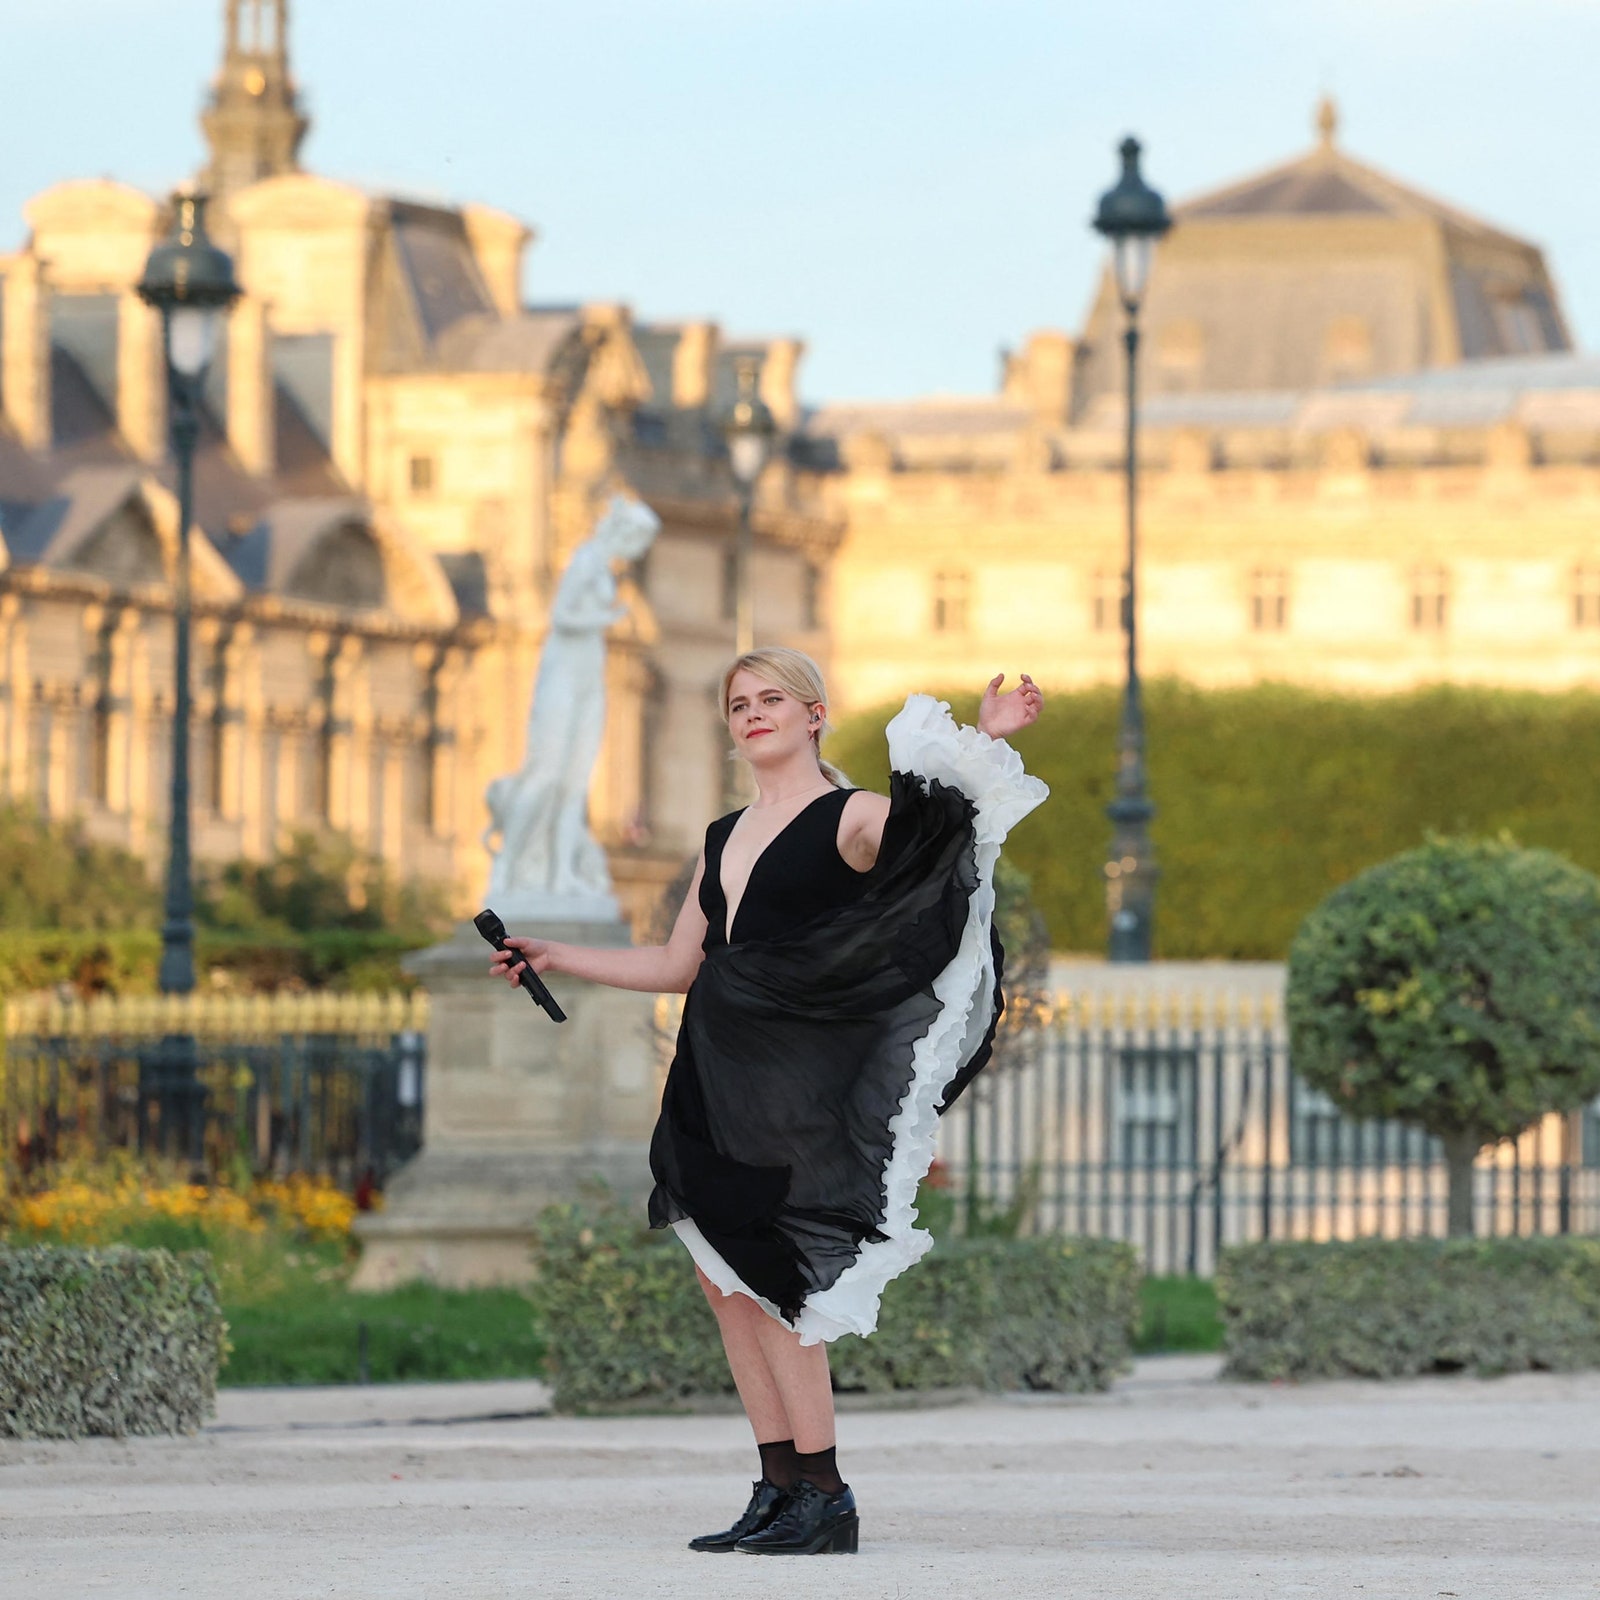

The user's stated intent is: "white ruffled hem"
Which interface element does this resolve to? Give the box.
[674,694,1049,1344]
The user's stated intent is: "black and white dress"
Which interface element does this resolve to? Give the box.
[648,696,1048,1345]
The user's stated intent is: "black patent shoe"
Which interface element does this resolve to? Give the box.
[687,1478,789,1553]
[736,1480,858,1555]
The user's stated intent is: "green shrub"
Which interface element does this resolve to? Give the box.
[532,1203,1138,1410]
[1216,1238,1600,1381]
[0,803,158,932]
[0,1245,226,1437]
[1287,836,1600,1234]
[0,926,432,996]
[829,682,1600,958]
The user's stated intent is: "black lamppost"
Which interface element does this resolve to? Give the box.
[1093,137,1171,962]
[722,354,776,660]
[136,192,241,1161]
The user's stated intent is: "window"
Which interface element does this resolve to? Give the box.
[408,454,435,494]
[1091,570,1123,634]
[1290,1079,1438,1168]
[1110,1048,1197,1168]
[931,570,970,634]
[1248,568,1289,633]
[802,563,822,631]
[1323,315,1373,381]
[1574,566,1600,629]
[1492,294,1545,356]
[1584,1095,1600,1168]
[1409,566,1449,632]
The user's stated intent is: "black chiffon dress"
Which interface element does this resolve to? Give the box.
[647,695,1048,1344]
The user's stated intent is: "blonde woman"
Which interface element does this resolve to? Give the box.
[491,648,1047,1555]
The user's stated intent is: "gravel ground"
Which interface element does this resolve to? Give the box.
[3,1356,1597,1600]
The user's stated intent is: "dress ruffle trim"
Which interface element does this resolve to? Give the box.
[675,694,1048,1343]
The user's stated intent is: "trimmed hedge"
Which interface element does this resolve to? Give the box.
[0,1246,226,1437]
[1216,1238,1600,1381]
[829,682,1600,958]
[0,927,428,996]
[532,1204,1139,1410]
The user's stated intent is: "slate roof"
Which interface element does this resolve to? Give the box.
[1179,143,1528,251]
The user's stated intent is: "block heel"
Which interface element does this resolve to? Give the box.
[736,1481,859,1555]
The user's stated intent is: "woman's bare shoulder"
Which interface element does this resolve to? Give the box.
[838,788,891,872]
[841,787,890,821]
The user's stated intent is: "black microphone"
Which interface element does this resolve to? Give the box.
[474,908,567,1023]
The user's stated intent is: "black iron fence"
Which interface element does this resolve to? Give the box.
[940,993,1600,1276]
[1,992,427,1191]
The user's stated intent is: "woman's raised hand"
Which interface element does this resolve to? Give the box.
[977,672,1044,740]
[489,934,553,986]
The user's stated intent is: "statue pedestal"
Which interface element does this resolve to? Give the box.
[352,919,659,1289]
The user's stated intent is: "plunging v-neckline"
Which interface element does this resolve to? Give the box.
[720,790,839,944]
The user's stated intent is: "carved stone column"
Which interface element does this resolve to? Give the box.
[272,714,302,840]
[318,633,363,833]
[100,607,140,816]
[0,598,30,799]
[126,623,154,847]
[44,691,72,819]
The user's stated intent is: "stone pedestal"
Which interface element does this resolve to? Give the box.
[352,919,659,1289]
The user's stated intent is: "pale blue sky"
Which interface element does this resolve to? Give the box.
[3,0,1598,400]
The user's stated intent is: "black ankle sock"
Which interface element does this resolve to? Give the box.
[794,1445,844,1494]
[757,1438,800,1489]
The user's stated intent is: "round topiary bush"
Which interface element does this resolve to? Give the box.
[1287,835,1600,1236]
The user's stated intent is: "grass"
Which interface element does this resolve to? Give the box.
[224,1278,547,1387]
[1136,1275,1224,1354]
[3,1209,548,1388]
[208,1232,546,1387]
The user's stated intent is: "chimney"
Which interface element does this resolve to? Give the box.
[117,290,166,462]
[227,293,275,476]
[1004,331,1076,428]
[1,257,52,451]
[671,321,719,409]
[462,204,533,319]
[759,337,804,430]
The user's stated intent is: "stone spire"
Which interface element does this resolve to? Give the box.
[1315,93,1340,152]
[199,0,309,200]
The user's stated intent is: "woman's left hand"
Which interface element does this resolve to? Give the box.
[978,673,1044,740]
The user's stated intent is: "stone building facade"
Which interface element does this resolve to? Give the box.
[2,10,1596,922]
[0,1,836,922]
[808,102,1600,712]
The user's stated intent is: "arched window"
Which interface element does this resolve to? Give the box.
[931,570,970,634]
[287,521,386,610]
[1409,565,1450,632]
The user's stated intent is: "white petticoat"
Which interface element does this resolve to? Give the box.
[673,693,1050,1344]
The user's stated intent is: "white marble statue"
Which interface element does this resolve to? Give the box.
[483,494,660,921]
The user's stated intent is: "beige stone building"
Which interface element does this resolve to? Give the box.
[811,101,1600,711]
[0,1,835,922]
[2,8,1596,926]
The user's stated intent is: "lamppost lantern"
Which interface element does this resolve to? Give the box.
[135,191,240,1170]
[722,355,778,661]
[1092,136,1172,312]
[1091,136,1170,962]
[137,193,242,378]
[724,355,776,489]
